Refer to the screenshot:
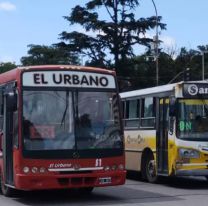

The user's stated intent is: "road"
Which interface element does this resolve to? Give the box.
[1,173,208,206]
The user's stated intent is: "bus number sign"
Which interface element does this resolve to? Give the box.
[183,83,208,98]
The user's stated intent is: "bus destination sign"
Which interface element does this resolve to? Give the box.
[22,71,116,89]
[183,83,208,98]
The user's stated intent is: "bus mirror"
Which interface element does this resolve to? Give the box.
[6,91,17,111]
[118,96,124,120]
[169,96,176,117]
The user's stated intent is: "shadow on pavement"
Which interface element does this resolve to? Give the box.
[127,170,208,190]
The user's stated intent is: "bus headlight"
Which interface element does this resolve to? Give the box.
[104,166,110,171]
[31,167,38,174]
[179,148,200,159]
[111,165,117,170]
[118,164,124,170]
[23,166,30,173]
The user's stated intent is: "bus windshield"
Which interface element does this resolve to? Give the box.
[178,99,208,141]
[23,90,122,151]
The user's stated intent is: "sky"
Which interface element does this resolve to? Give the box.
[0,0,208,64]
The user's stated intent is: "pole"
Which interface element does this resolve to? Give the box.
[151,0,159,85]
[202,51,205,80]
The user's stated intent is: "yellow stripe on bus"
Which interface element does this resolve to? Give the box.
[179,99,208,105]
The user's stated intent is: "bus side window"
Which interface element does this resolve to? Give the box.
[0,114,3,151]
[141,97,155,128]
[13,111,18,148]
[0,90,3,132]
[125,99,139,128]
[0,90,3,152]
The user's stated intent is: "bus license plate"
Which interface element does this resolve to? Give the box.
[99,177,112,184]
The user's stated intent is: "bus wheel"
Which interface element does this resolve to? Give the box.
[78,187,94,194]
[143,154,158,183]
[0,176,15,197]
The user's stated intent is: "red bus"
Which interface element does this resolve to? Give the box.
[0,65,126,196]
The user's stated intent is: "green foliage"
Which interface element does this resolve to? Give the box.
[118,52,175,90]
[0,62,17,73]
[58,0,166,72]
[119,45,208,91]
[21,44,80,66]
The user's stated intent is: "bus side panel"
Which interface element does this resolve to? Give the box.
[125,151,141,171]
[124,130,156,171]
[0,133,2,175]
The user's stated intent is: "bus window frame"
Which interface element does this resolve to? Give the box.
[140,97,156,129]
[122,99,140,129]
[122,97,156,130]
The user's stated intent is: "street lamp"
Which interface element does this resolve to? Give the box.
[151,0,159,85]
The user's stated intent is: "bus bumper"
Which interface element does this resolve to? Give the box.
[176,169,208,176]
[15,170,126,191]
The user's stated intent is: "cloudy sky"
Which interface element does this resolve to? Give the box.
[0,0,208,64]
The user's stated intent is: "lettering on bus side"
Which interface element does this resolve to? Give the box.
[127,135,144,144]
[22,71,115,89]
[49,163,72,168]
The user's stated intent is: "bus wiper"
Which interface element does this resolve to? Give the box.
[60,92,69,127]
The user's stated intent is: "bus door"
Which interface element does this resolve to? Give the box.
[156,98,169,175]
[2,84,17,186]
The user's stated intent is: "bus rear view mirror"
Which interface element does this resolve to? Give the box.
[169,96,176,117]
[6,91,17,111]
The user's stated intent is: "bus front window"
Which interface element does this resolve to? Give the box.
[178,99,208,141]
[76,92,122,149]
[23,90,122,151]
[23,91,75,150]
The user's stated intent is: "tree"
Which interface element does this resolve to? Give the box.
[0,62,17,74]
[21,44,80,66]
[157,52,175,84]
[174,47,203,81]
[119,51,176,91]
[58,0,166,74]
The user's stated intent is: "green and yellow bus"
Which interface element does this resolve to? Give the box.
[120,81,208,182]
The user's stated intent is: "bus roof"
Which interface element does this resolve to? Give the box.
[16,65,115,74]
[120,80,208,99]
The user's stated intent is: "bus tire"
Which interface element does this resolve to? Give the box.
[142,153,158,183]
[0,176,15,197]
